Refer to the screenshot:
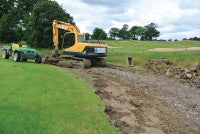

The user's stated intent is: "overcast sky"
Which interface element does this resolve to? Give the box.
[55,0,200,40]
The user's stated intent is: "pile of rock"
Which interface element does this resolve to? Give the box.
[145,58,200,88]
[145,58,174,73]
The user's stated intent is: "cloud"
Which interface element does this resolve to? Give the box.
[179,0,200,10]
[80,0,132,7]
[159,29,200,40]
[56,0,200,39]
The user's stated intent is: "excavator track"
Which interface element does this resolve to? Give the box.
[43,55,106,68]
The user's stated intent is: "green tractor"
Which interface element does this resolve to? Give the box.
[2,43,42,63]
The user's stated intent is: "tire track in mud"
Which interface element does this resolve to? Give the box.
[65,67,200,134]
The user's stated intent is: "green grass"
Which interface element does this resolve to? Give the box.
[104,40,200,69]
[0,59,116,134]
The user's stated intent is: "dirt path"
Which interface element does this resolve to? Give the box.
[66,66,200,134]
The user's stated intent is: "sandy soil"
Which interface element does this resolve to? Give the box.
[66,66,200,134]
[107,46,124,49]
[149,47,200,52]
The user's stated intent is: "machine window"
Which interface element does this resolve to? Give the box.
[78,35,85,42]
[63,33,75,48]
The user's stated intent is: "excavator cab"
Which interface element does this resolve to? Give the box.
[62,32,75,49]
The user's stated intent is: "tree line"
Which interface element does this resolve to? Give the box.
[109,23,161,41]
[85,23,160,41]
[183,37,200,41]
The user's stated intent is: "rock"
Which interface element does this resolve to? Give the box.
[185,69,190,73]
[186,73,192,79]
[175,75,181,79]
[165,69,171,76]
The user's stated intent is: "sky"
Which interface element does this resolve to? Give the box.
[55,0,200,40]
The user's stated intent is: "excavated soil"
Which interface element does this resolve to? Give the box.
[64,66,200,134]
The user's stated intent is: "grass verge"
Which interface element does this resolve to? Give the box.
[0,59,116,134]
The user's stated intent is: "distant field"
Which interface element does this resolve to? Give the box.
[0,59,115,134]
[104,40,200,69]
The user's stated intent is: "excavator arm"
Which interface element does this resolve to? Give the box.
[52,20,80,50]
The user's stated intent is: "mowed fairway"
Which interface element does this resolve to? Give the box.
[0,59,115,134]
[105,40,200,68]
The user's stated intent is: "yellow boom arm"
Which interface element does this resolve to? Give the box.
[52,20,80,50]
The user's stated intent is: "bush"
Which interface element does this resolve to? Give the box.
[18,41,27,47]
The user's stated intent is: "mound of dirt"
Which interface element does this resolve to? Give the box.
[145,59,200,88]
[145,58,174,73]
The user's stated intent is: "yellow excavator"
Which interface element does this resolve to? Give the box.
[45,20,107,68]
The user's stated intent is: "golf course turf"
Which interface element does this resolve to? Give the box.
[105,40,200,68]
[0,59,115,134]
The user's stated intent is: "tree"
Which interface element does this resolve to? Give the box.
[91,28,107,40]
[118,24,131,40]
[143,23,160,41]
[119,29,130,40]
[135,26,145,40]
[0,0,18,42]
[0,0,15,18]
[190,37,200,41]
[30,0,74,48]
[15,0,45,41]
[129,26,139,40]
[0,0,44,42]
[122,24,129,30]
[109,27,119,39]
[84,33,91,40]
[0,13,17,42]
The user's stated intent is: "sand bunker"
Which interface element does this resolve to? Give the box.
[149,47,200,52]
[107,46,123,49]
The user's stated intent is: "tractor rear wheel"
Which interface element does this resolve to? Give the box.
[35,56,42,64]
[2,50,9,59]
[14,52,21,62]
